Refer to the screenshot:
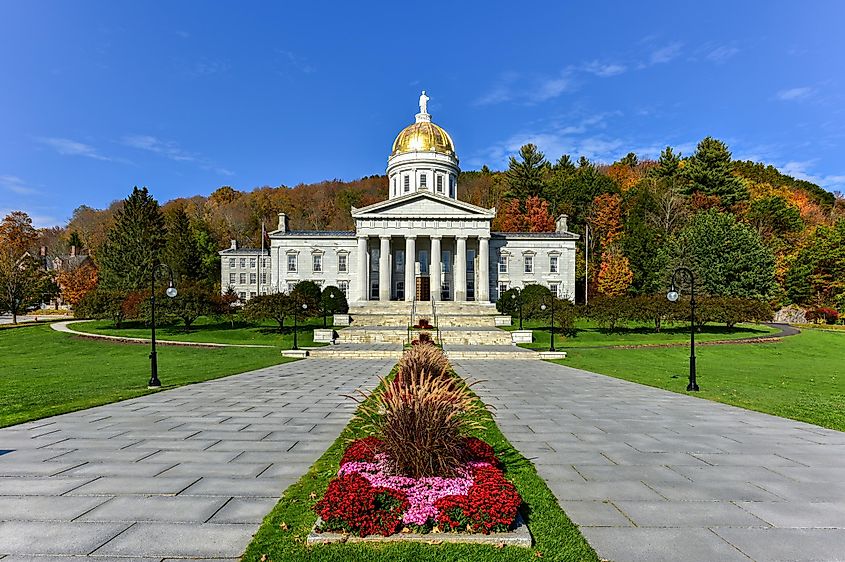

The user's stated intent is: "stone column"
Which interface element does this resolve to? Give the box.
[357,236,368,302]
[455,236,467,301]
[404,235,416,302]
[379,235,391,301]
[430,235,441,301]
[478,235,490,302]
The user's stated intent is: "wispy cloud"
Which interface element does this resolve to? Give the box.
[474,70,575,106]
[583,60,627,77]
[776,86,814,101]
[706,45,740,63]
[275,49,316,74]
[779,160,845,190]
[649,42,683,65]
[0,207,58,228]
[122,134,234,176]
[37,137,112,161]
[0,175,38,195]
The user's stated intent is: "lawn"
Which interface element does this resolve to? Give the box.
[0,324,292,428]
[561,328,845,431]
[504,318,778,349]
[72,315,328,347]
[241,369,598,562]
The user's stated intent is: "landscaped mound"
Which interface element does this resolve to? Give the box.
[313,346,523,537]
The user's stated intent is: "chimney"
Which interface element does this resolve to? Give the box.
[230,239,238,250]
[277,212,289,233]
[555,214,569,233]
[70,245,76,257]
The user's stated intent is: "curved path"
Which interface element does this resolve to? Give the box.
[454,359,845,562]
[0,357,396,559]
[574,322,800,350]
[51,320,275,349]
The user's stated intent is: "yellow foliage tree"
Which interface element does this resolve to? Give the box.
[597,248,633,296]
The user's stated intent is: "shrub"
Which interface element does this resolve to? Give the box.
[585,295,632,332]
[435,465,522,534]
[241,292,293,332]
[320,285,349,315]
[411,331,434,346]
[355,348,484,478]
[807,307,839,325]
[291,281,321,316]
[313,472,408,537]
[520,284,553,320]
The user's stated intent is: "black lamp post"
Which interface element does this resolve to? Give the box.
[541,298,556,352]
[293,302,308,350]
[148,263,177,389]
[323,290,337,328]
[510,288,524,330]
[667,266,699,391]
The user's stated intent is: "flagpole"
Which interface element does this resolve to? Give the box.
[584,223,589,306]
[259,221,265,296]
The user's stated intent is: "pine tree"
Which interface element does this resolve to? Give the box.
[67,231,83,252]
[619,152,638,168]
[652,147,681,178]
[97,187,166,291]
[163,206,201,282]
[505,144,547,199]
[682,137,749,205]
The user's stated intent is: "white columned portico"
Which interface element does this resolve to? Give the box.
[455,236,467,301]
[478,235,490,302]
[430,235,442,301]
[379,235,391,301]
[357,235,368,301]
[404,235,416,302]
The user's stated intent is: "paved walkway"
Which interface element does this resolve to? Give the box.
[51,320,274,348]
[0,358,395,560]
[453,359,845,562]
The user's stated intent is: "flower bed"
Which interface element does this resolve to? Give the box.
[314,436,522,537]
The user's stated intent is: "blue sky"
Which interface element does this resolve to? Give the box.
[2,1,843,227]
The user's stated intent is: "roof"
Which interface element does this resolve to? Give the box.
[492,231,580,240]
[268,230,356,238]
[218,248,271,255]
[351,190,495,219]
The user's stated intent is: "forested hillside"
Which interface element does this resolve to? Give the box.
[22,136,845,309]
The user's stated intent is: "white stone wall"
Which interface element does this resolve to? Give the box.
[489,237,578,302]
[220,252,271,300]
[269,237,359,301]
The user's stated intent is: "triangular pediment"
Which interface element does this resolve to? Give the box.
[351,191,495,219]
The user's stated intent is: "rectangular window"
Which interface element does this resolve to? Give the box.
[404,175,410,192]
[287,282,296,293]
[239,258,246,268]
[229,273,236,284]
[370,280,379,299]
[395,250,404,273]
[498,282,509,298]
[338,280,349,298]
[467,249,476,272]
[524,255,534,274]
[260,271,267,284]
[393,177,397,197]
[420,174,427,188]
[249,273,256,284]
[396,281,405,300]
[441,280,450,301]
[249,257,256,268]
[549,282,560,298]
[229,258,235,268]
[263,258,269,268]
[287,254,297,272]
[338,254,347,273]
[467,279,475,300]
[449,176,455,198]
[550,255,559,273]
[498,254,508,274]
[441,250,451,273]
[239,273,247,284]
[418,250,428,274]
[238,291,246,300]
[436,175,443,192]
[249,291,256,300]
[371,249,380,272]
[313,254,322,272]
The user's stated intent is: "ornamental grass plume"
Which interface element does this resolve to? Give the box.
[395,344,450,387]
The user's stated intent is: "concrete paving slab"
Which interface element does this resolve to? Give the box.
[208,497,278,523]
[92,522,257,558]
[0,521,131,555]
[0,496,109,521]
[0,477,95,496]
[66,476,200,496]
[179,477,285,497]
[557,500,633,527]
[77,495,229,522]
[614,500,770,528]
[581,527,749,562]
[713,527,845,561]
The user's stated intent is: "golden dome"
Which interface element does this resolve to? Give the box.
[391,121,455,156]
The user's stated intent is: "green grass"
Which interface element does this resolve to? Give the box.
[0,324,293,428]
[503,319,777,349]
[73,315,329,348]
[561,328,845,431]
[242,370,598,562]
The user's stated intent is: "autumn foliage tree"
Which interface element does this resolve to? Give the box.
[56,261,98,307]
[597,248,634,296]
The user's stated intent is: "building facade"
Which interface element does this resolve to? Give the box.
[221,93,578,304]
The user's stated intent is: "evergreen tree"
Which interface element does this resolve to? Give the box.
[652,146,681,178]
[682,137,749,205]
[674,209,776,299]
[505,144,547,199]
[163,206,201,281]
[554,154,575,173]
[785,220,845,307]
[67,231,83,252]
[97,187,166,291]
[618,152,638,168]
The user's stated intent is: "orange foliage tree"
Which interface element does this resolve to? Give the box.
[524,196,556,232]
[597,248,633,296]
[588,193,623,246]
[494,199,527,231]
[56,262,98,306]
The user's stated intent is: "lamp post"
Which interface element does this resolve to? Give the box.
[541,298,556,352]
[510,287,523,330]
[293,302,308,350]
[667,266,699,391]
[148,263,177,389]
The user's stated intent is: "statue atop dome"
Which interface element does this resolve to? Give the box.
[419,90,429,114]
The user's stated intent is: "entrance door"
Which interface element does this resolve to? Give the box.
[415,276,430,301]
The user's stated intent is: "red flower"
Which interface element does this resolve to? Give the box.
[341,437,383,465]
[314,473,409,537]
[464,437,500,466]
[435,465,522,534]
